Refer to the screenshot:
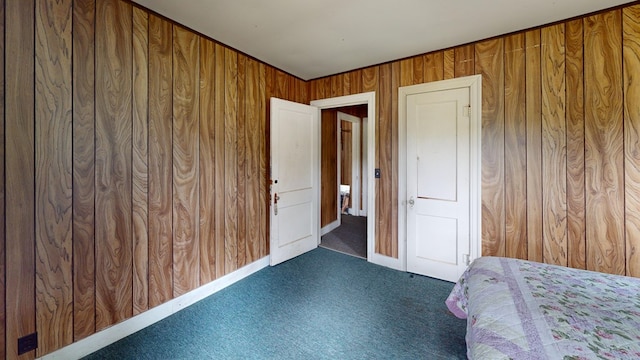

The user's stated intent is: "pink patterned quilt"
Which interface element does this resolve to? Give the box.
[446,256,640,359]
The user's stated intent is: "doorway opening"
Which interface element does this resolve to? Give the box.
[318,106,368,258]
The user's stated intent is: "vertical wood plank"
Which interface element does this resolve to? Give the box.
[377,64,392,256]
[342,72,351,95]
[425,51,444,82]
[400,58,414,86]
[132,6,149,315]
[504,33,527,260]
[412,55,424,84]
[541,24,567,266]
[95,0,133,329]
[624,4,640,278]
[199,37,216,284]
[72,0,96,341]
[148,14,173,308]
[585,11,625,275]
[237,54,247,268]
[525,29,543,263]
[0,0,5,356]
[321,109,338,227]
[455,44,475,77]
[390,62,400,258]
[476,38,505,257]
[35,0,73,354]
[225,48,239,273]
[566,19,586,270]
[275,69,288,99]
[350,69,363,94]
[443,49,455,79]
[172,25,200,296]
[246,58,261,263]
[259,63,268,258]
[214,43,226,275]
[5,0,36,356]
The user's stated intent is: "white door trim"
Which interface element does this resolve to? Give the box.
[311,92,383,266]
[398,75,482,273]
[337,111,361,217]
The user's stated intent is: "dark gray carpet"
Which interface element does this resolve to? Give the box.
[84,248,466,360]
[320,215,367,258]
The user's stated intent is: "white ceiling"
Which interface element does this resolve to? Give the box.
[133,0,633,80]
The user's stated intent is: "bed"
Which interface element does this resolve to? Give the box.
[445,256,640,359]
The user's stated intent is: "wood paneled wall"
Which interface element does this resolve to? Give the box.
[1,0,306,358]
[311,4,640,278]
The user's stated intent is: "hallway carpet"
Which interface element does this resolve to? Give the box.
[84,248,466,359]
[320,214,367,259]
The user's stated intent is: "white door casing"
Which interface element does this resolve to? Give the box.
[361,117,368,216]
[399,75,482,280]
[270,98,320,266]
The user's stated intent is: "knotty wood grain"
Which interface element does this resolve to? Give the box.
[444,49,455,79]
[425,51,444,82]
[390,62,399,258]
[214,43,226,275]
[225,48,239,274]
[476,38,505,257]
[35,0,73,354]
[172,25,200,297]
[565,19,586,270]
[525,29,543,263]
[148,14,173,307]
[5,0,36,357]
[258,63,267,258]
[245,57,262,263]
[237,54,247,268]
[95,0,133,329]
[504,34,527,260]
[624,4,640,278]
[377,63,392,256]
[585,11,625,275]
[455,44,475,77]
[72,0,96,340]
[132,6,149,315]
[541,24,567,267]
[199,38,216,284]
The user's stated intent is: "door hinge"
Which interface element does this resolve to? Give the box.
[463,254,470,266]
[464,105,471,117]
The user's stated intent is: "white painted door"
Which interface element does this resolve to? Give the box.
[270,98,319,266]
[406,87,470,282]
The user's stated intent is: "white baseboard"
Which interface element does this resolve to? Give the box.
[320,219,340,236]
[40,256,270,360]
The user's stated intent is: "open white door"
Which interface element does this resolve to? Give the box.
[270,98,320,266]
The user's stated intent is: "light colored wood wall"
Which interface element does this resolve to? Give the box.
[1,0,307,358]
[311,4,640,278]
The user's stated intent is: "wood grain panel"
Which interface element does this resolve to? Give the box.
[321,109,338,227]
[259,63,267,258]
[331,74,342,97]
[148,14,173,307]
[72,0,96,341]
[245,57,261,263]
[225,48,239,274]
[132,6,149,315]
[504,33,527,260]
[341,121,352,186]
[455,44,475,77]
[412,55,424,84]
[237,54,247,268]
[342,72,351,95]
[585,11,625,275]
[390,62,399,258]
[0,0,4,356]
[444,49,455,79]
[95,0,133,329]
[199,38,216,284]
[172,25,200,297]
[624,4,640,278]
[377,63,392,256]
[425,51,444,82]
[476,38,505,257]
[541,24,567,266]
[35,0,73,354]
[525,29,543,263]
[214,43,226,275]
[275,69,288,99]
[400,58,414,86]
[5,0,36,357]
[565,19,586,270]
[350,69,363,95]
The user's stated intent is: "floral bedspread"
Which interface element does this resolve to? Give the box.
[445,256,640,359]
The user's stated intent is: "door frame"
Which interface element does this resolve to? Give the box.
[398,75,482,272]
[337,111,361,218]
[311,92,380,264]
